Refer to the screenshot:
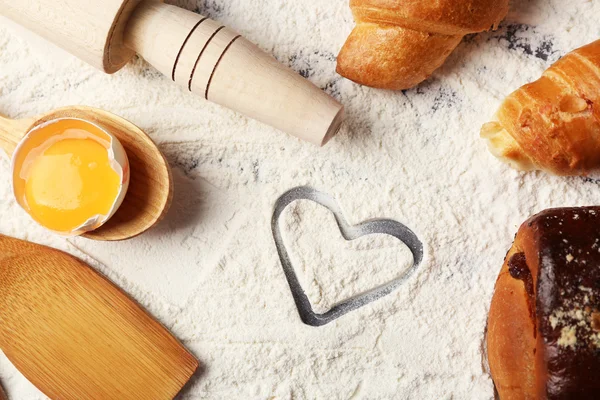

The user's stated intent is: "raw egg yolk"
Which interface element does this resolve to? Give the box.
[13,119,122,233]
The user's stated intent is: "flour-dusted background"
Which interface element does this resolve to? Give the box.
[1,0,599,398]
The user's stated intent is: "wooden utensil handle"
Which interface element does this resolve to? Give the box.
[0,115,31,155]
[123,1,344,145]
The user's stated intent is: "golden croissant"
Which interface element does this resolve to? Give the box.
[336,0,509,90]
[482,40,600,176]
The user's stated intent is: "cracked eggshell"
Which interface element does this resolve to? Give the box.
[11,118,130,236]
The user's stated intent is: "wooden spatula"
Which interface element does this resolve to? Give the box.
[0,235,198,400]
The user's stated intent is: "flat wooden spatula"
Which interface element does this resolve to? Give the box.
[0,235,198,399]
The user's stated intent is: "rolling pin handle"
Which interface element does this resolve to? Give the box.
[123,1,343,145]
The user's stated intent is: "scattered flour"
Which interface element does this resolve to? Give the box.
[280,199,414,314]
[0,0,599,399]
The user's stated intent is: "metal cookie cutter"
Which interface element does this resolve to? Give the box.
[272,187,424,327]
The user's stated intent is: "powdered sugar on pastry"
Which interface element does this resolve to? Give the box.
[0,0,599,399]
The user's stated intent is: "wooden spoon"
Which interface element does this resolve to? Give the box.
[0,382,6,400]
[0,234,198,399]
[0,106,172,241]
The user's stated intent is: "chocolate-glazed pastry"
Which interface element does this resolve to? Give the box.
[487,207,600,399]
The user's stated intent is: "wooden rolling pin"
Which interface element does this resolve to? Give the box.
[0,0,344,145]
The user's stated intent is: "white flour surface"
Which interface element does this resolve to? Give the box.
[1,0,600,399]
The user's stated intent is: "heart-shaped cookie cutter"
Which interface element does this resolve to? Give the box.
[272,187,424,326]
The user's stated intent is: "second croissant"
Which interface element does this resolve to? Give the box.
[482,40,600,176]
